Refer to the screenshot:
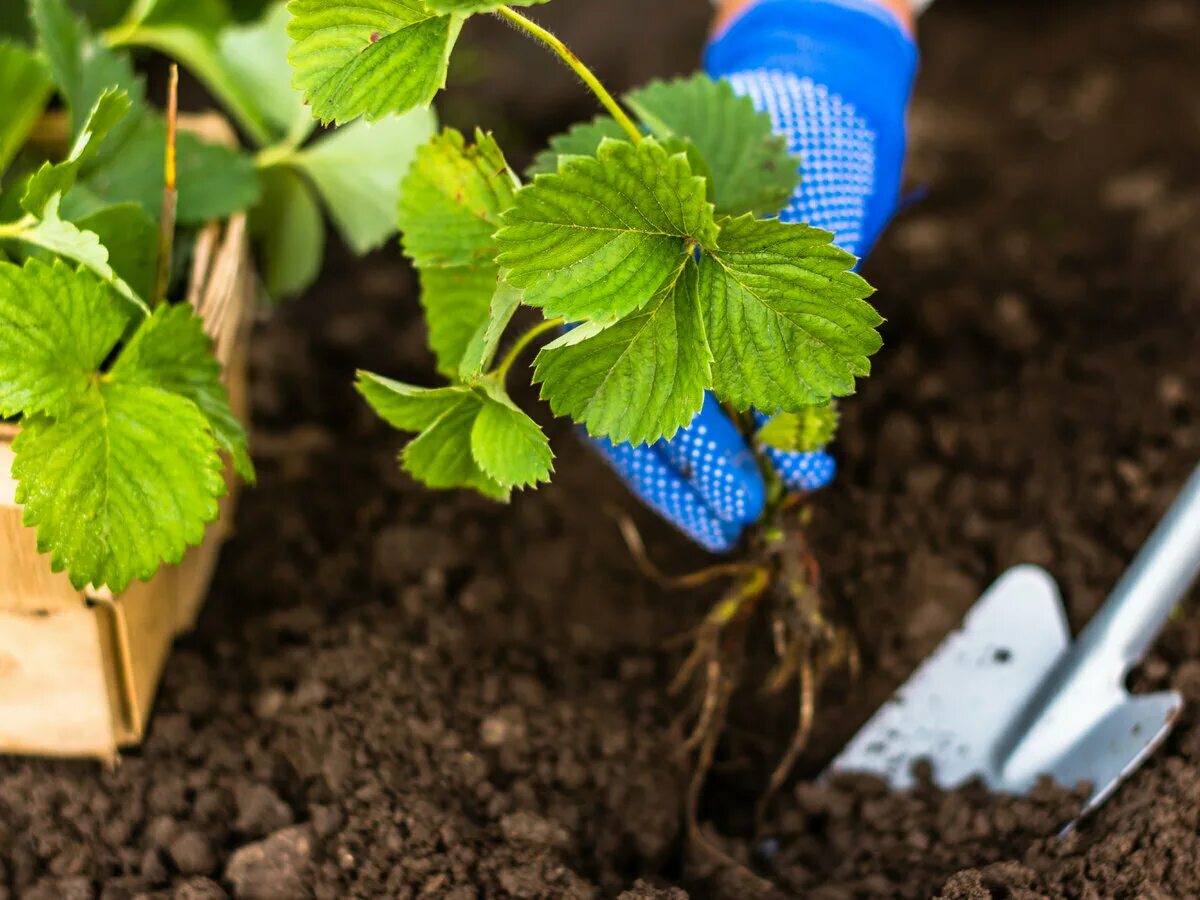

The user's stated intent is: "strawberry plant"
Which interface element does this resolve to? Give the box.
[284,1,881,498]
[285,0,884,846]
[0,0,436,592]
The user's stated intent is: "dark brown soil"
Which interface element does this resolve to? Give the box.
[3,0,1200,897]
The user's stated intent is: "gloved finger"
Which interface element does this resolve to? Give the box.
[654,393,767,526]
[709,3,918,258]
[762,445,838,493]
[752,410,838,493]
[587,435,746,552]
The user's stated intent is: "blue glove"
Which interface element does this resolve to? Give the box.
[590,0,918,552]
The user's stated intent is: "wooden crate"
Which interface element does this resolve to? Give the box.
[0,212,253,761]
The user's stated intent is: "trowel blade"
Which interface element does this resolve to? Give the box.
[826,565,1071,789]
[826,565,1183,820]
[1042,689,1181,819]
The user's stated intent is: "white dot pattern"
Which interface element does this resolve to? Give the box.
[653,396,765,525]
[766,446,838,492]
[590,435,742,552]
[728,69,878,255]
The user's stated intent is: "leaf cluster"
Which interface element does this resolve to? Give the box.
[0,0,258,592]
[329,16,881,498]
[289,1,881,504]
[0,0,442,589]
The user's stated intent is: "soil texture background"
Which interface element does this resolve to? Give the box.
[3,0,1200,897]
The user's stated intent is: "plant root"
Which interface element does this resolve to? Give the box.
[617,506,859,879]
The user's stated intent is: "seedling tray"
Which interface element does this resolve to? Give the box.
[0,208,252,761]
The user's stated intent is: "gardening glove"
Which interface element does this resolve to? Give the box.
[588,0,919,552]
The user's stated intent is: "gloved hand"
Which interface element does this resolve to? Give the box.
[588,0,919,552]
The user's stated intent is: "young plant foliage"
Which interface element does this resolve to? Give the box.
[532,74,801,218]
[758,403,841,454]
[356,372,552,498]
[533,261,711,445]
[496,138,718,324]
[2,261,250,592]
[287,0,464,125]
[290,1,882,500]
[700,215,880,411]
[0,41,53,176]
[396,127,519,376]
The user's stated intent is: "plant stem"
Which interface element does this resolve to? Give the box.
[0,215,35,240]
[254,142,299,170]
[494,7,642,145]
[154,64,179,307]
[494,317,564,380]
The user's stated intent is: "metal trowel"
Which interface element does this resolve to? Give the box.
[827,464,1200,823]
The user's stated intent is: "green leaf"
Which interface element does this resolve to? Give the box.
[470,383,552,489]
[33,3,260,225]
[425,0,546,13]
[356,374,506,499]
[0,41,54,178]
[496,138,718,323]
[533,261,709,444]
[287,0,464,125]
[626,74,800,217]
[31,0,142,140]
[6,275,251,591]
[12,194,149,313]
[699,215,881,412]
[356,371,469,430]
[397,128,517,268]
[13,384,225,592]
[356,373,549,496]
[0,258,128,419]
[31,0,86,114]
[175,131,262,222]
[111,304,253,481]
[79,114,261,224]
[251,166,325,300]
[23,87,133,217]
[114,0,278,146]
[396,129,518,375]
[0,4,33,41]
[74,202,158,301]
[292,108,437,254]
[418,266,496,377]
[401,389,507,498]
[216,1,314,144]
[459,278,521,379]
[527,115,629,176]
[757,403,840,453]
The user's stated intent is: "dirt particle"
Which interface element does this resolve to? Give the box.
[235,784,294,839]
[224,826,313,900]
[23,878,92,900]
[500,811,571,849]
[618,882,690,900]
[1173,660,1200,702]
[170,830,217,876]
[174,876,229,899]
[480,707,527,747]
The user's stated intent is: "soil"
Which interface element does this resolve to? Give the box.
[3,0,1200,897]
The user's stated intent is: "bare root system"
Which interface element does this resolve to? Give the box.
[617,504,859,886]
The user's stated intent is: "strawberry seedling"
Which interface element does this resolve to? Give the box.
[288,0,883,847]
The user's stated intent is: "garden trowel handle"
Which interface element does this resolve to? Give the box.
[1079,464,1200,670]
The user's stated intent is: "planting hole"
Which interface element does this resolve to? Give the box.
[993,647,1012,664]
